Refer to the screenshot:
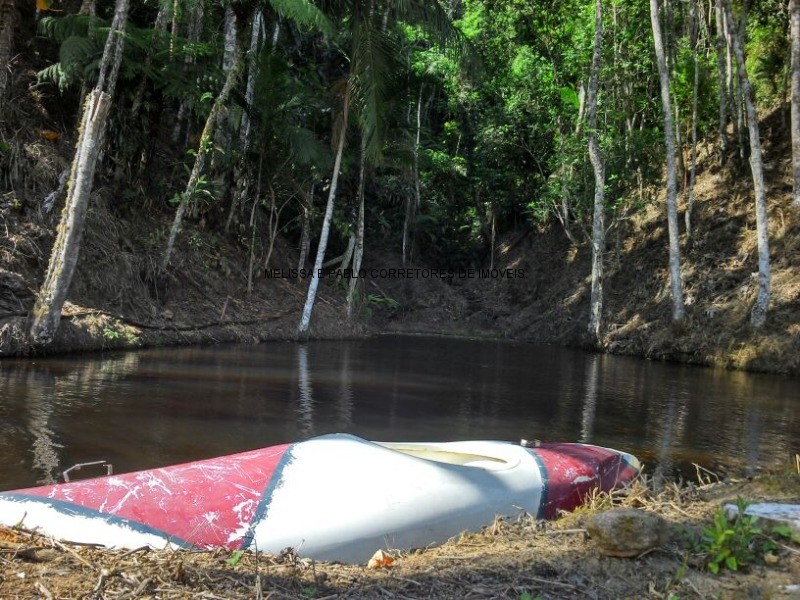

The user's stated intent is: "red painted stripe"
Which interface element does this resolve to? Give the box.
[13,444,291,548]
[536,443,637,519]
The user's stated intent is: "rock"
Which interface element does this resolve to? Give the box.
[585,509,670,558]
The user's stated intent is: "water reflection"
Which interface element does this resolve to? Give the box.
[580,355,599,444]
[27,372,61,484]
[297,345,314,437]
[0,336,798,490]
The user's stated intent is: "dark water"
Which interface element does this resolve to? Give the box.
[1,336,798,490]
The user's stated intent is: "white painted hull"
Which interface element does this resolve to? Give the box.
[0,434,640,563]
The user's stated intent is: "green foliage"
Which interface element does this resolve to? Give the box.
[270,0,333,38]
[701,499,760,574]
[366,293,399,311]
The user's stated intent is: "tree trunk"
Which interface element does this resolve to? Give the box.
[587,0,606,343]
[715,0,728,165]
[162,38,245,269]
[226,8,263,233]
[674,101,686,191]
[298,88,351,334]
[722,0,771,327]
[686,0,700,240]
[171,5,204,144]
[246,153,263,295]
[650,0,685,322]
[401,192,413,265]
[402,84,423,265]
[412,83,423,258]
[346,144,365,319]
[791,0,800,207]
[212,6,237,165]
[130,7,168,119]
[28,0,129,346]
[297,185,313,270]
[0,0,15,113]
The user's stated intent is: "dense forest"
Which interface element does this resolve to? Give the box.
[0,0,798,370]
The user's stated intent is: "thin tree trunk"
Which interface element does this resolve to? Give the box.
[263,185,280,271]
[412,83,423,259]
[650,0,685,322]
[0,0,16,113]
[169,0,180,58]
[213,6,237,164]
[226,8,263,233]
[722,0,771,327]
[338,235,356,271]
[130,7,168,119]
[686,0,700,239]
[791,0,800,207]
[402,84,424,265]
[162,38,245,269]
[674,101,686,191]
[401,192,413,265]
[722,8,742,159]
[346,147,364,319]
[28,0,129,346]
[171,5,204,144]
[297,185,313,270]
[246,153,263,294]
[715,0,728,165]
[298,87,351,334]
[587,0,606,342]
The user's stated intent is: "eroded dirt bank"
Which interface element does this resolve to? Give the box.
[2,109,799,374]
[374,108,800,375]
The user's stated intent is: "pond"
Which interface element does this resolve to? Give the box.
[1,335,798,490]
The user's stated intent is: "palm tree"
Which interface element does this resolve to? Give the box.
[298,0,462,333]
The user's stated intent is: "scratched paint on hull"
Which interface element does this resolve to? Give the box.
[533,443,639,519]
[5,444,291,548]
[0,435,640,561]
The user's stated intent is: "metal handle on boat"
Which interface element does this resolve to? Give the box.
[520,439,541,448]
[62,460,113,482]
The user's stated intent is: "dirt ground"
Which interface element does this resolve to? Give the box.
[1,473,799,600]
[372,108,800,376]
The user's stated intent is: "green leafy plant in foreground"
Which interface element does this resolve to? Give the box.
[702,498,760,574]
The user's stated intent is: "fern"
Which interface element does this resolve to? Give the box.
[38,15,99,44]
[37,63,70,91]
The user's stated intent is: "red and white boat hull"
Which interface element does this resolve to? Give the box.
[0,434,639,563]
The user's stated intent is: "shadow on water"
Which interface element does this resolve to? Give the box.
[0,335,798,490]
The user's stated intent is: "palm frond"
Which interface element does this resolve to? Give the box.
[268,0,334,38]
[351,19,399,160]
[282,126,333,169]
[387,0,467,57]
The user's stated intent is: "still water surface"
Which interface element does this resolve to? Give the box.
[1,335,798,490]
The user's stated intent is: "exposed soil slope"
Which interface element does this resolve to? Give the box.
[376,107,800,374]
[2,61,799,374]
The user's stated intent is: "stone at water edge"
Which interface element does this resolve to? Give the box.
[723,503,800,540]
[585,509,671,558]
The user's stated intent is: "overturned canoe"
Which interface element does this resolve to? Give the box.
[0,433,639,563]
